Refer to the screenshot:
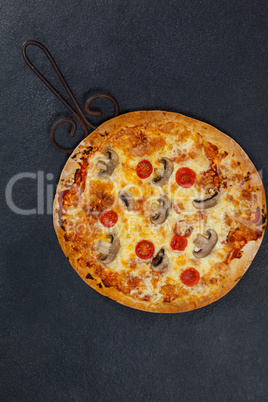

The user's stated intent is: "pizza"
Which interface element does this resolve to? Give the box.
[53,111,266,313]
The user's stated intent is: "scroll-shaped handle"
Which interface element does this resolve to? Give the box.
[22,40,119,154]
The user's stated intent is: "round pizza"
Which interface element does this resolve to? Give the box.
[53,111,266,313]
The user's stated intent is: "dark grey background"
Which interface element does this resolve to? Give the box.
[1,1,268,401]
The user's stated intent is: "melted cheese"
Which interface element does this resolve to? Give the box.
[59,118,262,304]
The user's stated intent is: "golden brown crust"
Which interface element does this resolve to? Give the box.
[53,111,266,313]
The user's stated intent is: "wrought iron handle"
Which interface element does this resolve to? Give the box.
[21,40,119,154]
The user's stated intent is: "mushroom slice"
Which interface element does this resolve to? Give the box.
[98,149,119,177]
[193,229,218,258]
[192,191,219,210]
[150,196,172,225]
[97,234,120,264]
[152,249,169,272]
[119,190,135,211]
[153,158,174,186]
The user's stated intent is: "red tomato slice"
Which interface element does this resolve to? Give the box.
[135,240,155,259]
[99,210,118,228]
[176,167,196,188]
[180,268,200,287]
[136,160,153,179]
[170,235,188,251]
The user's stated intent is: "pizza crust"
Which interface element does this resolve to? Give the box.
[53,111,266,313]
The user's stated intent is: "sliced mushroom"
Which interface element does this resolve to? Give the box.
[150,196,172,225]
[152,249,169,272]
[98,149,119,177]
[97,234,120,264]
[193,191,219,209]
[119,190,135,211]
[193,229,218,258]
[153,158,174,186]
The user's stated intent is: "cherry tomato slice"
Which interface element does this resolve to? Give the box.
[136,160,153,179]
[170,235,188,251]
[180,268,200,287]
[176,167,196,188]
[99,210,118,228]
[135,240,155,259]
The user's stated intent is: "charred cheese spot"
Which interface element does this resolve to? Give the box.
[161,284,179,302]
[84,179,115,216]
[157,122,175,133]
[112,126,166,157]
[203,141,219,161]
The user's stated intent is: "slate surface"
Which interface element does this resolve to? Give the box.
[1,1,268,401]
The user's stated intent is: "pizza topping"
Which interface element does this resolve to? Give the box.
[136,160,153,179]
[99,210,118,228]
[152,248,169,272]
[202,141,219,161]
[153,158,174,186]
[176,167,196,188]
[113,127,166,157]
[135,240,155,259]
[180,268,200,287]
[170,235,188,251]
[97,234,120,264]
[193,229,218,258]
[55,111,265,312]
[98,149,119,177]
[150,196,172,225]
[193,191,219,209]
[73,157,88,188]
[119,190,135,211]
[85,180,115,218]
[223,224,262,263]
[251,206,261,224]
[184,227,194,237]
